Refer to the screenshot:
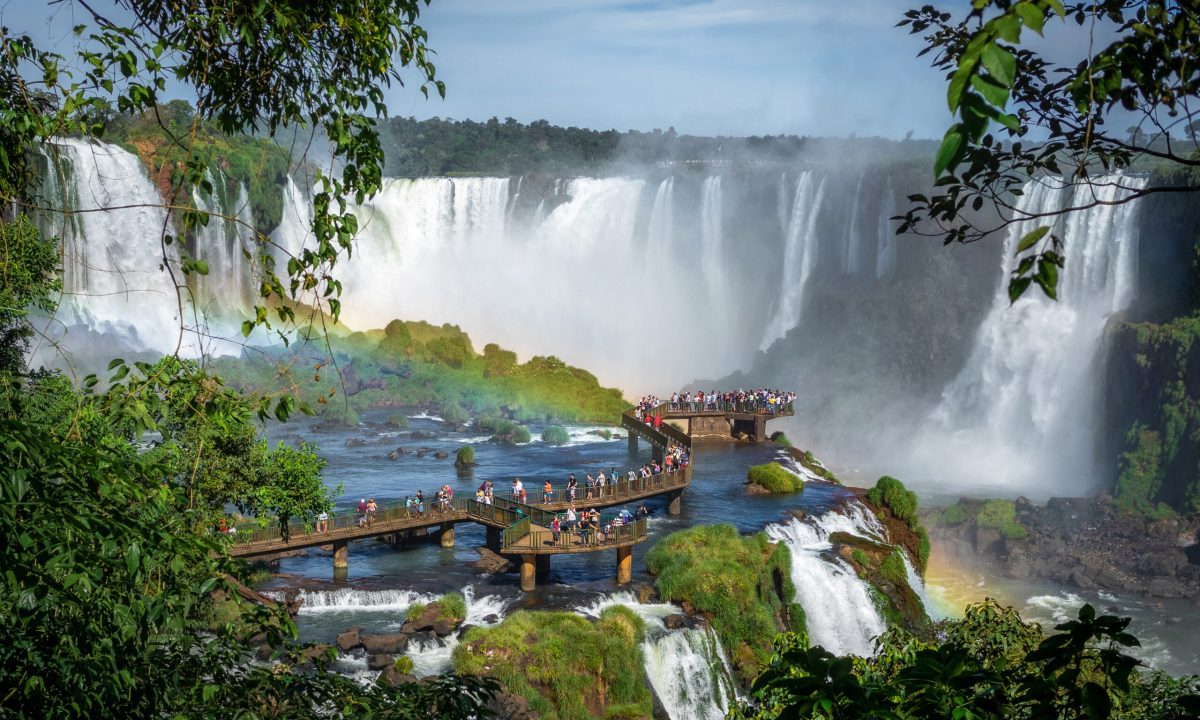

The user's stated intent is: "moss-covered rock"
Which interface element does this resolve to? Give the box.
[644,525,802,682]
[835,534,928,635]
[976,499,1028,540]
[454,445,475,468]
[746,462,804,494]
[770,430,791,447]
[862,476,931,573]
[452,607,652,720]
[386,413,408,429]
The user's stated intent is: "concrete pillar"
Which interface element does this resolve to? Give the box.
[628,432,638,454]
[535,555,551,582]
[754,416,767,442]
[440,523,455,548]
[667,490,682,516]
[520,554,536,592]
[333,540,349,580]
[486,526,502,551]
[616,546,632,585]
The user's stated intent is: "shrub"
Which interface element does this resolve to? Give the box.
[976,500,1027,540]
[770,431,791,447]
[318,402,359,428]
[393,655,414,675]
[387,413,408,429]
[851,549,869,568]
[747,462,804,493]
[939,503,967,527]
[542,425,570,444]
[426,335,473,368]
[482,343,517,378]
[455,445,475,467]
[439,401,469,426]
[880,550,908,585]
[436,591,467,622]
[406,602,427,622]
[867,476,918,526]
[512,425,531,444]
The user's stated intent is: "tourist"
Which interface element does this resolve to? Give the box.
[566,505,577,531]
[543,480,554,504]
[636,502,650,519]
[567,473,577,502]
[551,515,561,544]
[356,498,367,526]
[415,489,425,514]
[596,470,605,497]
[316,510,329,533]
[585,473,595,500]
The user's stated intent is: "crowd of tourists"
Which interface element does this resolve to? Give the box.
[633,389,796,419]
[548,501,652,545]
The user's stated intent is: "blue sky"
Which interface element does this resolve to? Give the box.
[3,0,956,139]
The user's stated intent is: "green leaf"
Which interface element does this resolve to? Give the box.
[107,358,125,371]
[1008,276,1033,303]
[981,44,1016,86]
[971,74,1010,108]
[934,127,965,177]
[1016,225,1051,253]
[1016,3,1045,34]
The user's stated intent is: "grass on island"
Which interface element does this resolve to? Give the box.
[747,462,804,493]
[213,319,629,430]
[452,607,651,720]
[645,524,802,681]
[865,476,931,572]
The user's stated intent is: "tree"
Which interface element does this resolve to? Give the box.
[898,1,1200,301]
[0,215,58,373]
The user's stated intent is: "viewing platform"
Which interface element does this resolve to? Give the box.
[623,400,793,446]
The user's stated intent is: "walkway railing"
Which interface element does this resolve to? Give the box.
[495,465,690,507]
[502,517,531,547]
[523,516,648,550]
[661,400,794,416]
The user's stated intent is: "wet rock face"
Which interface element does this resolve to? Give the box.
[377,666,416,687]
[367,653,395,670]
[336,626,362,652]
[926,496,1200,600]
[472,547,516,574]
[360,633,409,654]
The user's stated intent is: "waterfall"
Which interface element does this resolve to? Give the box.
[281,587,436,612]
[918,175,1147,496]
[191,173,256,313]
[875,176,897,278]
[575,593,738,720]
[405,586,509,677]
[699,175,725,295]
[645,177,675,271]
[766,503,888,657]
[760,172,826,351]
[843,173,865,274]
[37,139,189,356]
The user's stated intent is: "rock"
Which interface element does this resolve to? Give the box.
[296,643,333,669]
[482,614,500,624]
[415,447,433,458]
[367,653,395,670]
[434,451,448,459]
[663,614,688,630]
[377,667,417,687]
[410,430,437,440]
[744,482,771,495]
[344,437,368,448]
[360,633,409,654]
[404,604,442,634]
[680,600,695,615]
[1166,616,1184,625]
[1137,550,1187,577]
[1068,566,1097,590]
[472,547,516,574]
[633,583,658,604]
[387,447,410,460]
[336,626,363,652]
[432,618,457,637]
[1146,578,1187,599]
[973,526,1003,555]
[1005,555,1031,579]
[487,691,535,720]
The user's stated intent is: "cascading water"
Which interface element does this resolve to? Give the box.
[843,173,864,274]
[766,503,888,657]
[404,586,509,677]
[35,139,189,356]
[575,593,738,720]
[191,172,256,314]
[875,176,897,278]
[760,172,826,351]
[916,175,1147,496]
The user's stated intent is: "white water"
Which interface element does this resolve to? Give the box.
[36,139,190,356]
[761,172,827,350]
[766,503,888,657]
[284,587,436,613]
[843,173,864,274]
[917,175,1147,496]
[575,593,737,720]
[404,586,509,678]
[875,176,897,278]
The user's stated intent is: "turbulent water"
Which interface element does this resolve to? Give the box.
[914,176,1148,497]
[766,502,889,657]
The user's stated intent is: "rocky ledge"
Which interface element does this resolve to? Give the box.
[927,496,1200,602]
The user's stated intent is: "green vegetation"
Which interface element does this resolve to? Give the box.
[747,462,805,494]
[770,431,791,447]
[735,599,1200,720]
[408,592,467,624]
[0,215,59,373]
[867,476,918,525]
[542,425,570,445]
[851,549,869,569]
[452,607,651,720]
[454,445,475,467]
[394,655,415,675]
[318,401,360,429]
[387,413,409,429]
[879,550,908,587]
[938,503,968,527]
[214,319,629,428]
[645,525,800,681]
[976,499,1029,541]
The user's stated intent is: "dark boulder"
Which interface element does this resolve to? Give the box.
[377,667,417,687]
[410,430,437,440]
[663,614,688,630]
[360,633,409,654]
[472,547,515,574]
[336,626,363,652]
[367,654,395,671]
[434,451,449,459]
[432,618,457,637]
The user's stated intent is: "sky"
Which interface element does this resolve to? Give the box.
[2,0,955,139]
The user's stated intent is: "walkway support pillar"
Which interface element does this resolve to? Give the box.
[440,523,455,548]
[652,443,664,463]
[333,540,349,580]
[754,416,767,442]
[628,433,638,454]
[535,555,551,582]
[667,490,683,516]
[486,526,502,551]
[520,554,537,592]
[616,546,632,585]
